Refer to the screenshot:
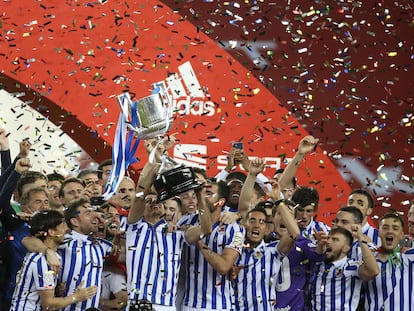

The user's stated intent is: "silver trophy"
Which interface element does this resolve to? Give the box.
[116,86,172,140]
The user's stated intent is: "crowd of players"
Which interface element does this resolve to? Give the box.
[1,127,413,311]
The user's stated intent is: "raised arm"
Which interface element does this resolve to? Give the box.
[238,158,266,219]
[278,135,318,191]
[128,160,159,224]
[277,203,301,255]
[353,224,379,281]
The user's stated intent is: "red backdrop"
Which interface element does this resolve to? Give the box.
[1,0,412,227]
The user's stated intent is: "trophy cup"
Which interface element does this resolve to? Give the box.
[153,156,203,202]
[117,86,173,140]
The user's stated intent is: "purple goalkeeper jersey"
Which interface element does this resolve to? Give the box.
[275,236,325,311]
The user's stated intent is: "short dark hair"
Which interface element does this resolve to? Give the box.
[247,206,267,219]
[207,180,229,205]
[192,167,209,180]
[30,210,65,241]
[59,177,85,198]
[47,172,65,183]
[338,206,363,224]
[97,159,112,179]
[380,213,405,228]
[16,171,47,197]
[349,189,374,209]
[329,227,353,248]
[77,169,98,180]
[273,168,297,188]
[225,171,247,184]
[64,197,90,230]
[292,186,319,211]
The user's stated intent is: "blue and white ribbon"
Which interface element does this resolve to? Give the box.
[103,93,140,200]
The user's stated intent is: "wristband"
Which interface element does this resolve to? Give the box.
[72,295,77,303]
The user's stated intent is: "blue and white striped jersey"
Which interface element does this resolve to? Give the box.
[311,256,362,311]
[362,222,381,247]
[125,218,185,307]
[10,252,57,311]
[233,240,282,311]
[58,231,112,311]
[364,248,414,311]
[182,213,245,310]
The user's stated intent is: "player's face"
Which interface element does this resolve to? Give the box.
[245,211,267,246]
[114,178,135,210]
[333,211,356,232]
[75,203,100,235]
[100,164,112,187]
[48,180,62,208]
[144,194,165,218]
[82,173,102,196]
[179,190,198,214]
[227,179,243,207]
[296,204,315,229]
[273,204,294,237]
[347,193,371,218]
[62,182,84,205]
[104,206,120,237]
[379,217,404,252]
[325,233,350,262]
[163,199,180,223]
[408,203,414,237]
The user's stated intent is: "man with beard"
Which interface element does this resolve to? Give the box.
[10,210,97,310]
[364,213,414,311]
[100,203,127,311]
[310,227,379,311]
[232,202,299,311]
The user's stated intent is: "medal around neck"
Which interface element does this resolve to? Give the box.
[154,156,203,201]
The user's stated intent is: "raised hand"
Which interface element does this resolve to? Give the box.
[298,135,319,156]
[15,158,31,174]
[0,128,10,151]
[19,139,32,158]
[248,158,266,176]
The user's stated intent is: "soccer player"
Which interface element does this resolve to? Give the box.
[126,158,207,311]
[24,198,121,311]
[347,189,381,247]
[310,227,379,311]
[292,186,330,243]
[181,180,245,310]
[0,160,48,310]
[364,213,414,311]
[274,199,327,311]
[232,202,299,311]
[332,206,376,260]
[10,210,97,310]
